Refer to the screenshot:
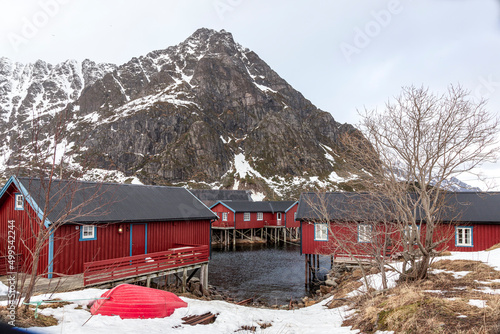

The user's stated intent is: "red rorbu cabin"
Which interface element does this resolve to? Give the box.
[297,192,500,258]
[0,176,217,287]
[296,191,500,286]
[210,200,299,245]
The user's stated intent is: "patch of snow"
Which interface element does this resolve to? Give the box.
[0,282,8,296]
[251,190,266,201]
[10,288,358,334]
[468,299,487,308]
[254,82,277,93]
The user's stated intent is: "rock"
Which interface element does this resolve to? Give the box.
[320,285,332,295]
[305,300,316,307]
[325,279,338,287]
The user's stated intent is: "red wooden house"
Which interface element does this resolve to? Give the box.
[0,176,217,286]
[297,192,500,257]
[210,201,296,229]
[210,200,299,244]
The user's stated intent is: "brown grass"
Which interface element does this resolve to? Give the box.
[338,259,500,333]
[486,243,500,251]
[0,306,58,328]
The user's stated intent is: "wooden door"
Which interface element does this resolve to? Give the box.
[277,212,282,226]
[130,224,147,256]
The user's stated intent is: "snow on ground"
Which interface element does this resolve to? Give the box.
[5,248,500,333]
[0,282,8,296]
[446,249,500,271]
[4,289,358,334]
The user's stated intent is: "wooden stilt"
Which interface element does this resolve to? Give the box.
[305,255,308,287]
[182,268,187,293]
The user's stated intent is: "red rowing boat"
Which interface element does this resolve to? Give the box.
[91,284,187,319]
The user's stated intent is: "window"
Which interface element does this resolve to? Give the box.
[244,212,250,221]
[14,193,24,210]
[294,212,297,220]
[358,224,372,243]
[314,223,328,241]
[80,225,96,241]
[403,224,420,244]
[456,227,473,247]
[222,212,228,221]
[257,212,263,221]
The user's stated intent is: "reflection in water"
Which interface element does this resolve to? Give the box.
[208,243,330,305]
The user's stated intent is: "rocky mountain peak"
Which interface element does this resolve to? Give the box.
[0,28,363,199]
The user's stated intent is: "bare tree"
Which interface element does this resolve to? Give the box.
[340,85,499,280]
[7,108,114,314]
[303,192,400,291]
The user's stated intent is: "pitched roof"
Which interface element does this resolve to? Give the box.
[296,192,500,223]
[9,176,217,224]
[188,189,253,206]
[213,200,297,213]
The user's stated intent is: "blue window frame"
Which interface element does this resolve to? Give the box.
[455,226,473,247]
[79,225,97,241]
[314,223,328,241]
[14,193,24,210]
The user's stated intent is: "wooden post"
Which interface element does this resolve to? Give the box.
[305,254,308,287]
[182,268,187,293]
[233,229,236,247]
[146,276,151,288]
[200,263,208,294]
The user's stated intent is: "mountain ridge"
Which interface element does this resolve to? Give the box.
[0,28,386,198]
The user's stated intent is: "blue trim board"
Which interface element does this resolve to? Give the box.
[209,201,236,213]
[47,232,54,279]
[79,225,97,241]
[455,226,474,247]
[12,176,51,228]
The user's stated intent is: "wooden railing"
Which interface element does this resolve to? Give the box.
[263,220,284,226]
[83,245,209,286]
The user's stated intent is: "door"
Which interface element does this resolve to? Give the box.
[130,224,147,256]
[277,212,282,226]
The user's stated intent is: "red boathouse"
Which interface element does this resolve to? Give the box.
[0,176,217,287]
[210,200,299,245]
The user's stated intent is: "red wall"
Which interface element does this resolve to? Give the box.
[302,220,500,256]
[211,203,234,228]
[53,220,212,276]
[0,183,49,276]
[235,212,265,229]
[439,223,500,252]
[285,204,299,228]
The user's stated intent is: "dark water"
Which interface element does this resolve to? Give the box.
[208,243,329,305]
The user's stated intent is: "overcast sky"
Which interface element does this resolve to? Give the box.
[1,0,500,188]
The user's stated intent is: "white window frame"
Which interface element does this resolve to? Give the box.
[243,212,250,221]
[314,223,328,241]
[456,226,473,247]
[403,224,420,244]
[358,224,372,243]
[80,225,96,241]
[257,212,263,221]
[222,212,228,221]
[14,193,24,210]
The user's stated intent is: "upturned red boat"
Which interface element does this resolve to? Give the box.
[90,284,188,319]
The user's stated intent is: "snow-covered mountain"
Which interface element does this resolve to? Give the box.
[0,28,475,198]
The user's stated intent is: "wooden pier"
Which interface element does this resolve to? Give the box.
[211,227,300,246]
[84,244,209,293]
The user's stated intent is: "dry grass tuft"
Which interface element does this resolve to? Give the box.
[0,306,58,328]
[340,259,500,333]
[486,243,500,251]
